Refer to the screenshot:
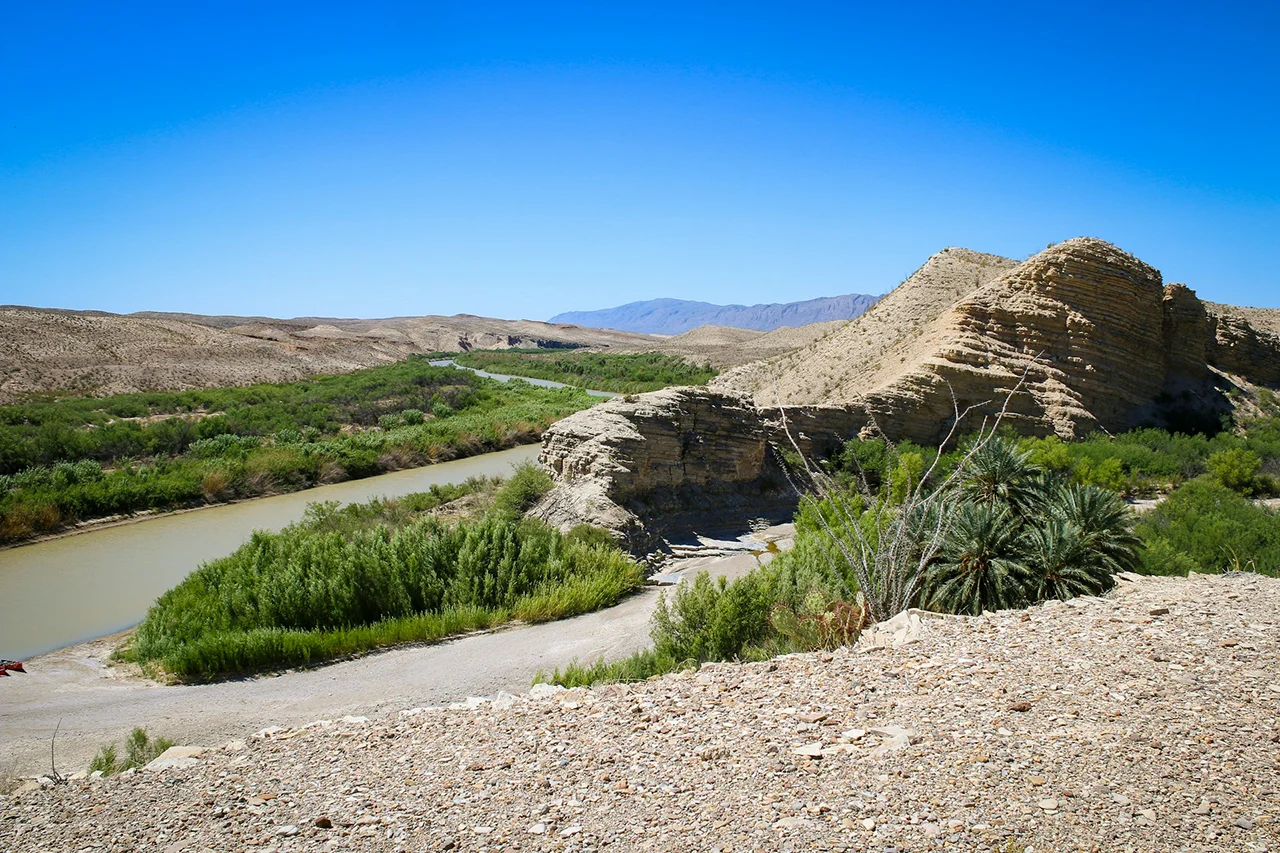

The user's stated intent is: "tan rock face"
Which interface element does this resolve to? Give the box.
[537,238,1280,542]
[532,388,823,546]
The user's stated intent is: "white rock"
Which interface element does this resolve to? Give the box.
[773,816,810,829]
[144,746,207,772]
[529,682,566,699]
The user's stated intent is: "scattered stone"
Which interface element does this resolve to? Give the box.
[791,743,825,759]
[1149,607,1171,616]
[8,572,1276,853]
[774,816,809,829]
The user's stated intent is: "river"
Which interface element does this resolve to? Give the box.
[0,445,541,661]
[428,359,617,398]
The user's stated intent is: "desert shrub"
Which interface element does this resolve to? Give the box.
[564,524,617,549]
[491,461,553,519]
[1137,537,1203,576]
[540,545,864,687]
[1206,447,1262,494]
[1135,477,1280,575]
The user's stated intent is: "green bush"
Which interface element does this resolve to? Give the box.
[131,502,643,679]
[1136,477,1280,575]
[1207,447,1262,494]
[89,728,175,775]
[491,461,553,519]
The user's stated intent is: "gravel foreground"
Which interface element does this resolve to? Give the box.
[4,572,1277,853]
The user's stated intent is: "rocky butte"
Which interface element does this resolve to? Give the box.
[533,238,1280,547]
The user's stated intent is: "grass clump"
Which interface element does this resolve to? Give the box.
[128,487,643,679]
[451,350,716,394]
[89,728,176,775]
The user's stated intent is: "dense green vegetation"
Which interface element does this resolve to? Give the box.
[450,349,716,393]
[127,469,643,679]
[544,434,1146,687]
[546,411,1280,688]
[1136,479,1280,575]
[0,360,595,543]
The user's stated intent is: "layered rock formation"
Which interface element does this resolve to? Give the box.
[536,238,1280,545]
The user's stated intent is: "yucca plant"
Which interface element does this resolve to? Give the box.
[1043,481,1141,574]
[960,435,1042,509]
[1021,518,1116,601]
[920,501,1030,615]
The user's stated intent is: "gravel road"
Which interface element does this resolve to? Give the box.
[0,588,663,781]
[0,544,775,781]
[6,571,1277,852]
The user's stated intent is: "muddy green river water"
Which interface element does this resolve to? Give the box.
[0,445,541,660]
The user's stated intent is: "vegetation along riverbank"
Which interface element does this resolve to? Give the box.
[121,465,643,680]
[449,349,717,394]
[0,359,595,544]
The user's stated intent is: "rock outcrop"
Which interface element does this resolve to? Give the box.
[537,238,1280,544]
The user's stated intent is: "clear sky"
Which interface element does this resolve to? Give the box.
[2,2,1277,320]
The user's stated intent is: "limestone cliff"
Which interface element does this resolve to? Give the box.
[717,238,1278,442]
[535,238,1280,544]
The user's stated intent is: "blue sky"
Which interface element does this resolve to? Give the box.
[2,2,1277,320]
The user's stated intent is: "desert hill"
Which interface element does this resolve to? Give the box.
[549,292,879,335]
[714,238,1280,439]
[533,238,1280,545]
[0,308,656,402]
[613,321,846,370]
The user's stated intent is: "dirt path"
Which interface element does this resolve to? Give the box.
[0,526,791,780]
[0,589,663,780]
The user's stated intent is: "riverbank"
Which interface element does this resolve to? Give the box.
[7,571,1275,852]
[0,525,793,780]
[0,446,543,661]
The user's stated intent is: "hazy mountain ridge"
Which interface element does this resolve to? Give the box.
[549,293,879,335]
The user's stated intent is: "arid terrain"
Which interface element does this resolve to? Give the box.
[0,308,657,402]
[6,571,1276,852]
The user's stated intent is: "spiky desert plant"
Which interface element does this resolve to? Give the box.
[1043,481,1141,575]
[1021,518,1116,601]
[920,501,1030,615]
[773,365,1040,623]
[960,435,1042,510]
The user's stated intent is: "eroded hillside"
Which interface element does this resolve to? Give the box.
[0,308,656,402]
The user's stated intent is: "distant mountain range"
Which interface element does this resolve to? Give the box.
[549,293,880,335]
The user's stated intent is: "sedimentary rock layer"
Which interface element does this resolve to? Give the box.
[537,238,1280,542]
